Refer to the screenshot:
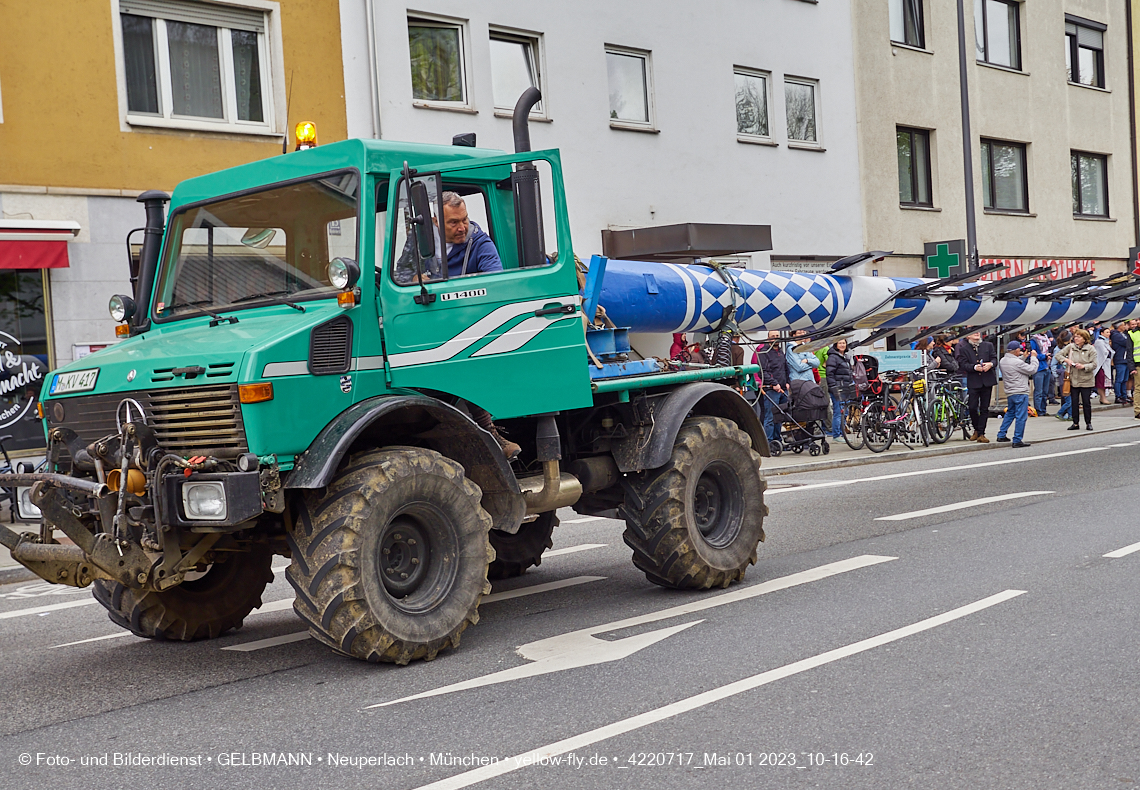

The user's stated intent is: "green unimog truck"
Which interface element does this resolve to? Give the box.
[0,92,769,664]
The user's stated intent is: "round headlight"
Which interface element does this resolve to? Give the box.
[108,294,136,323]
[327,257,359,290]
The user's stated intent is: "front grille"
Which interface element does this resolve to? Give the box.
[46,384,248,458]
[309,316,353,375]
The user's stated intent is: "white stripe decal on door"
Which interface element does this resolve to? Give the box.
[470,313,579,357]
[387,297,577,368]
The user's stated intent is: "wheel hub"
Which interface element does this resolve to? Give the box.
[692,461,744,549]
[380,517,429,597]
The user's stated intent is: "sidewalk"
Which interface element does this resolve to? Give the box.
[3,403,1138,584]
[763,401,1139,476]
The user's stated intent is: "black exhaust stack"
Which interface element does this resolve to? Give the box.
[511,88,545,268]
[133,190,169,332]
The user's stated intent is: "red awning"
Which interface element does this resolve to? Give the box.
[0,221,80,270]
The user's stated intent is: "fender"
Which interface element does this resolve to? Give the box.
[286,394,525,532]
[612,382,769,473]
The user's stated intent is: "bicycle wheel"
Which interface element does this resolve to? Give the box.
[928,396,951,444]
[841,401,865,450]
[913,400,930,447]
[862,401,894,453]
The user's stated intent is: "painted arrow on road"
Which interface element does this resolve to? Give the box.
[366,554,896,709]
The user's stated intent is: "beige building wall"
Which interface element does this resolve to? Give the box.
[853,0,1136,276]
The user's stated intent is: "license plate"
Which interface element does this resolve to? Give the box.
[49,368,99,395]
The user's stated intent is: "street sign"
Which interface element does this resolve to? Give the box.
[1128,246,1140,275]
[923,239,967,279]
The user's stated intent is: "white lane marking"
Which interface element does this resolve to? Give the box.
[272,565,288,574]
[368,554,896,708]
[222,631,312,652]
[562,517,606,524]
[409,589,1027,790]
[767,445,1113,495]
[543,543,607,558]
[874,491,1054,521]
[1107,443,1134,448]
[482,576,604,604]
[0,599,98,620]
[1103,541,1140,559]
[49,632,135,649]
[257,598,296,614]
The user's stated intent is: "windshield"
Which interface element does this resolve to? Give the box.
[154,171,359,320]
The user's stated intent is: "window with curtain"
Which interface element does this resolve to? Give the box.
[119,1,271,131]
[975,0,1021,70]
[1066,16,1106,88]
[1071,151,1108,217]
[981,139,1028,212]
[889,0,925,48]
[897,127,932,206]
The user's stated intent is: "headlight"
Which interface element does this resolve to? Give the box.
[182,481,227,521]
[327,257,359,290]
[16,487,41,521]
[108,294,137,323]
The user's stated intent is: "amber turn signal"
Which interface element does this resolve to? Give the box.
[337,290,358,308]
[36,402,44,419]
[239,382,274,404]
[115,323,131,337]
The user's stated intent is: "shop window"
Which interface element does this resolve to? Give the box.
[118,0,275,134]
[1071,151,1108,217]
[0,271,50,451]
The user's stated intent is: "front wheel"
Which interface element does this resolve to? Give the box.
[621,417,767,590]
[928,397,951,444]
[286,447,493,664]
[840,401,865,450]
[862,401,894,453]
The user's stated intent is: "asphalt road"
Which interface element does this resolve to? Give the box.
[1,426,1139,789]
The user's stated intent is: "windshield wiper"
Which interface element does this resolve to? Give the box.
[164,300,239,326]
[232,290,305,312]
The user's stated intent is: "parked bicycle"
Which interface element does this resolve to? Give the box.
[925,369,973,444]
[862,370,929,452]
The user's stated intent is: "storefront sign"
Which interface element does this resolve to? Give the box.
[0,330,46,449]
[864,350,924,372]
[977,259,1094,281]
[923,240,967,279]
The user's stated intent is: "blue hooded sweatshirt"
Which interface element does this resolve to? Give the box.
[446,222,502,278]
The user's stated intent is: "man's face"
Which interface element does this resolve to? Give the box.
[968,332,982,345]
[767,331,780,341]
[441,201,470,245]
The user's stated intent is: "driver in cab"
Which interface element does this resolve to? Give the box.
[394,191,501,284]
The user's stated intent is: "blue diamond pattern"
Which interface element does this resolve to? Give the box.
[783,280,807,301]
[758,304,783,323]
[784,305,807,323]
[808,282,831,301]
[808,304,832,324]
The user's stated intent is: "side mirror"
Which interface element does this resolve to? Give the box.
[409,181,436,259]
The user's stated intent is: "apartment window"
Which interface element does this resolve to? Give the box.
[1066,16,1106,88]
[897,127,932,206]
[606,47,654,129]
[408,17,467,105]
[889,0,925,48]
[784,78,818,144]
[489,30,543,114]
[119,0,272,132]
[981,139,1028,212]
[1071,151,1108,217]
[734,69,770,140]
[975,0,1021,70]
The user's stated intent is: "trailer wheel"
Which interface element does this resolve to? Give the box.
[286,447,493,664]
[620,416,766,590]
[488,511,557,579]
[92,545,274,641]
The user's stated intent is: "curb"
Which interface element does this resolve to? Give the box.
[0,565,36,585]
[766,419,1140,476]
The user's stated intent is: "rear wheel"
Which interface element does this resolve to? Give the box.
[840,401,865,450]
[929,396,951,444]
[92,545,274,641]
[488,511,558,579]
[621,417,766,590]
[286,447,493,664]
[862,401,894,453]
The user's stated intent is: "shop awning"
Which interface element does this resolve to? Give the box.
[0,220,81,269]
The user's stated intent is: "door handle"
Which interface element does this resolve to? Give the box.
[534,304,576,317]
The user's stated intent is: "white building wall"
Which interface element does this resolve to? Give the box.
[339,0,865,266]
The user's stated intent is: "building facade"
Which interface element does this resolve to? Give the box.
[0,0,347,448]
[337,0,865,276]
[852,0,1138,280]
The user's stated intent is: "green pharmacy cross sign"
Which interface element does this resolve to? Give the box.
[923,239,966,279]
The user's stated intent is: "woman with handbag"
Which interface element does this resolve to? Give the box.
[1053,330,1072,421]
[1059,329,1098,430]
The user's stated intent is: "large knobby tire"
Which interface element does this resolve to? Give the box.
[488,511,557,580]
[92,545,274,641]
[286,447,493,665]
[620,416,767,590]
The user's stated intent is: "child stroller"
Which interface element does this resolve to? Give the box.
[770,378,831,457]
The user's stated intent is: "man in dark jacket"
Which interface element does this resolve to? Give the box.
[753,331,789,444]
[954,332,998,442]
[440,192,503,278]
[1111,322,1131,404]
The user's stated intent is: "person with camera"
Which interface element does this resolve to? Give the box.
[995,341,1038,448]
